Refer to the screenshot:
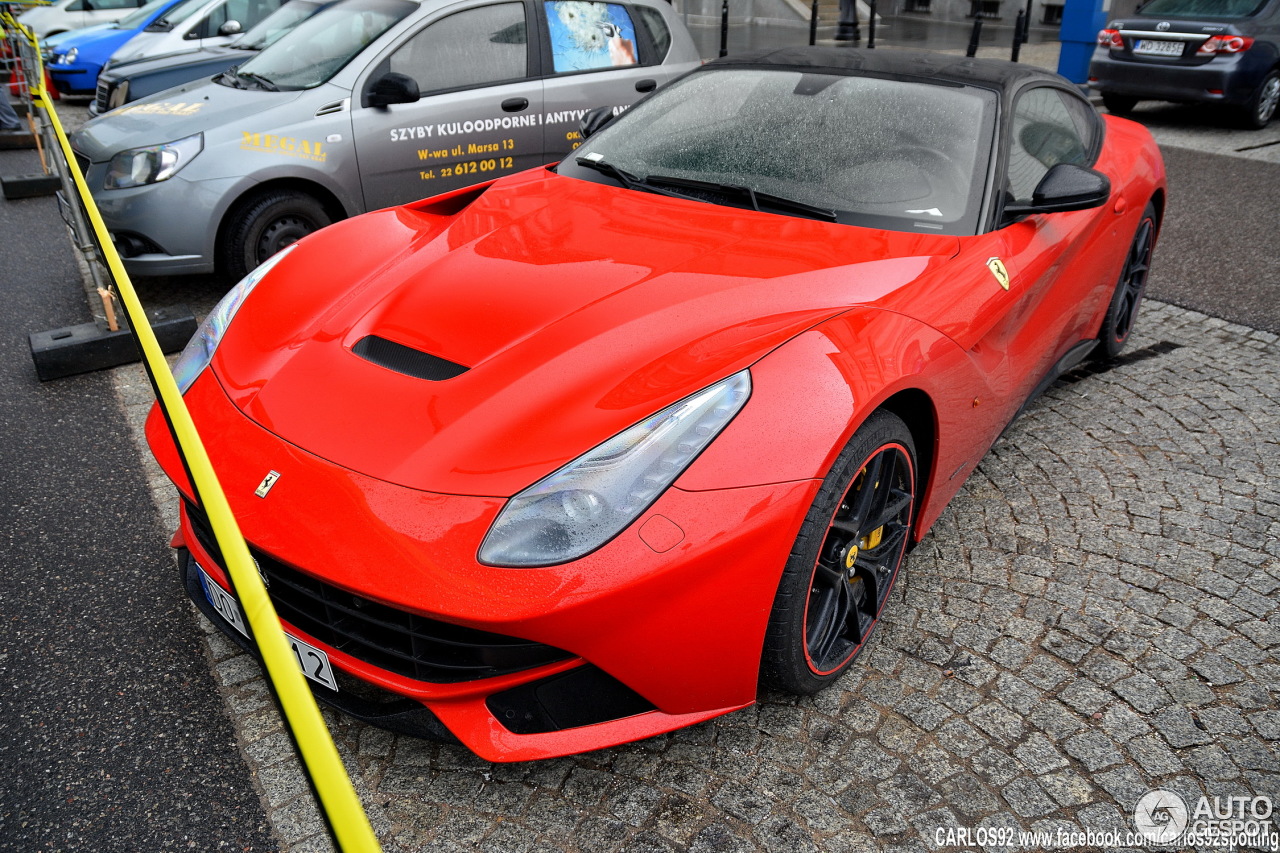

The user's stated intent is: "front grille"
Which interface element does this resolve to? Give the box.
[185,501,573,683]
[94,78,110,114]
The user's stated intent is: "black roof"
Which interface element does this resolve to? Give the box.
[703,46,1075,94]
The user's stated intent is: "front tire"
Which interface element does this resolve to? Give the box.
[1095,202,1157,361]
[760,410,917,695]
[222,190,331,281]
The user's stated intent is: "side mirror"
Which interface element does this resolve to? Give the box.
[579,105,617,140]
[368,72,420,108]
[1002,163,1111,221]
[218,19,242,35]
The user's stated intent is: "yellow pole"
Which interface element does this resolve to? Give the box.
[4,11,381,851]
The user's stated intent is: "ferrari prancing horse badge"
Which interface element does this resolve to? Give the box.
[987,257,1011,291]
[255,470,281,498]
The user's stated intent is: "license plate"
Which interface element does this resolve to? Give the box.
[1134,39,1184,57]
[197,565,339,692]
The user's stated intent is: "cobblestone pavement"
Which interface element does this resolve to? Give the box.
[112,298,1280,853]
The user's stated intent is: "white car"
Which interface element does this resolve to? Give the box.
[19,0,148,38]
[106,0,288,65]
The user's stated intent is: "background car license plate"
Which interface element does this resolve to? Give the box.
[197,565,339,691]
[1134,39,1183,57]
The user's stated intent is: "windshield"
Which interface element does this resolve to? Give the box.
[230,0,412,89]
[560,68,997,236]
[115,0,173,29]
[1138,0,1269,17]
[236,0,326,49]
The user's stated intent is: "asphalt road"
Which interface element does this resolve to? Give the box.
[0,54,1277,851]
[0,134,277,849]
[1148,145,1280,335]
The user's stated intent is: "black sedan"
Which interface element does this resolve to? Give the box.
[1088,0,1280,128]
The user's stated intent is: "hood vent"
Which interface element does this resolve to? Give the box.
[314,98,349,117]
[353,335,469,381]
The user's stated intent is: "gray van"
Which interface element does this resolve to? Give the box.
[72,0,700,279]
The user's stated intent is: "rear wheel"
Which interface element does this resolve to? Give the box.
[222,189,331,281]
[1096,202,1157,361]
[1101,92,1139,116]
[760,410,917,695]
[1241,70,1280,129]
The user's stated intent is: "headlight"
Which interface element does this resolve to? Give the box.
[61,48,78,64]
[171,244,296,393]
[479,371,752,567]
[104,133,203,189]
[107,80,130,110]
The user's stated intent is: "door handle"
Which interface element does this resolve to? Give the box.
[635,78,657,93]
[501,97,529,112]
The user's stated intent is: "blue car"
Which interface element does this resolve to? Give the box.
[47,0,186,95]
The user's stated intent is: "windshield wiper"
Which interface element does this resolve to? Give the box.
[237,70,279,91]
[574,157,838,222]
[643,175,838,222]
[574,154,642,190]
[215,68,248,88]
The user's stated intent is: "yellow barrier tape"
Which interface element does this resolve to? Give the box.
[3,11,382,852]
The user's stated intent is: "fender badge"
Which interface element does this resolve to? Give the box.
[254,470,281,498]
[987,257,1011,291]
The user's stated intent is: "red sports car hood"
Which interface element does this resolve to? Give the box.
[214,168,959,496]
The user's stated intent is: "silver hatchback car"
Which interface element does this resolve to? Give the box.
[72,0,701,279]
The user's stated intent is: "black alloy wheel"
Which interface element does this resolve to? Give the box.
[1096,202,1157,360]
[761,410,917,694]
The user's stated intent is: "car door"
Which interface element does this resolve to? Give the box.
[536,0,681,162]
[350,0,544,210]
[951,84,1113,427]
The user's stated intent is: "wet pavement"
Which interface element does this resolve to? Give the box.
[2,13,1279,853]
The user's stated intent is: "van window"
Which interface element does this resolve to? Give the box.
[632,4,670,63]
[544,1,638,73]
[390,3,529,93]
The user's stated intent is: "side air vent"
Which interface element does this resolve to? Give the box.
[314,98,349,117]
[353,335,469,381]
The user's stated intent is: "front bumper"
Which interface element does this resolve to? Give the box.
[148,372,818,761]
[78,161,234,276]
[178,547,462,742]
[48,64,98,96]
[1088,46,1268,107]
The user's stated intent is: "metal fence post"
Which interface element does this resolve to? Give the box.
[720,0,728,56]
